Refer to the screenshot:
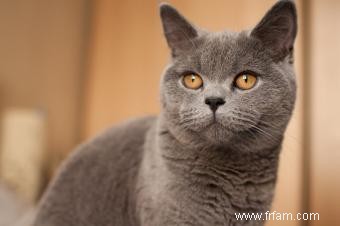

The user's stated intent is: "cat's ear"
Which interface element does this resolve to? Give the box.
[251,0,297,62]
[160,3,198,56]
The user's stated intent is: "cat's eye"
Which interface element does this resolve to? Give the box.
[234,74,257,90]
[182,73,203,90]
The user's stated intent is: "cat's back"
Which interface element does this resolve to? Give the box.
[34,116,157,226]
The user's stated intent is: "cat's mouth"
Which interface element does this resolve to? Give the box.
[210,112,226,124]
[206,114,228,129]
[180,110,260,139]
[205,112,259,133]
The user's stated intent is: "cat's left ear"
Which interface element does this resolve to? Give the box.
[251,0,297,62]
[160,3,198,56]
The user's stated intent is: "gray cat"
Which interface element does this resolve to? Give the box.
[33,1,297,226]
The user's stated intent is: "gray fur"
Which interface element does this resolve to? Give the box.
[33,1,297,225]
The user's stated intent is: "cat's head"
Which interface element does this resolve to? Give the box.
[159,0,297,152]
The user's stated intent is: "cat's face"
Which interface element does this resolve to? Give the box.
[159,1,297,151]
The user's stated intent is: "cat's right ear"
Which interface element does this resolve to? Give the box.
[160,3,198,56]
[250,0,297,62]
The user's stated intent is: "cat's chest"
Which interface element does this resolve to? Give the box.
[138,167,274,226]
[171,173,273,211]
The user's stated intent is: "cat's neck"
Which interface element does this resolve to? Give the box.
[159,116,280,207]
[156,113,281,173]
[137,117,282,224]
[158,125,279,174]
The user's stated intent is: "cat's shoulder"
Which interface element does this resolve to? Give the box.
[75,115,156,157]
[42,116,157,194]
[56,115,157,179]
[85,115,157,151]
[34,116,157,225]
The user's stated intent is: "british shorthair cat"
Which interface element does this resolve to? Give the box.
[34,1,297,225]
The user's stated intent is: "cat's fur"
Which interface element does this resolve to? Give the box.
[33,1,297,226]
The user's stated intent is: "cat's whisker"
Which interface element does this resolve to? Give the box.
[257,120,300,143]
[232,116,281,143]
[232,109,300,144]
[232,109,258,119]
[230,121,278,146]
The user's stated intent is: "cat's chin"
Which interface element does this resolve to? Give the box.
[199,122,235,145]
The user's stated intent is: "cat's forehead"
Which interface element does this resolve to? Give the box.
[198,31,262,59]
[198,32,243,62]
[201,31,240,49]
[183,31,270,76]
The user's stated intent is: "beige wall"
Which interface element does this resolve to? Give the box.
[309,0,340,225]
[83,0,164,137]
[83,1,304,226]
[0,0,89,176]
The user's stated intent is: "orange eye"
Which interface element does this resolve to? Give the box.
[235,74,257,90]
[183,73,203,90]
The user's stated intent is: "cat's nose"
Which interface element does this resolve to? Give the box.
[205,97,226,112]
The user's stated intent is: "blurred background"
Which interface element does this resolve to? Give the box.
[0,0,339,226]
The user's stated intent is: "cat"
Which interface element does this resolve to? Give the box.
[33,1,297,225]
